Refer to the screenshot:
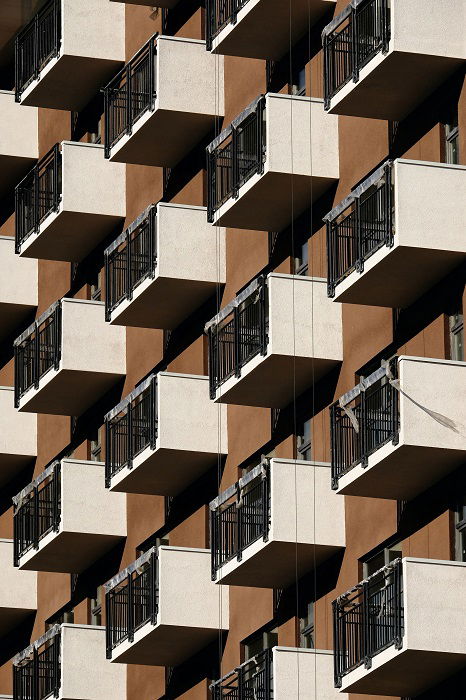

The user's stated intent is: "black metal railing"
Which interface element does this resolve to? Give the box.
[207,276,268,399]
[14,301,62,408]
[210,462,270,579]
[14,464,61,567]
[105,375,158,486]
[13,628,61,700]
[105,205,157,321]
[211,648,273,699]
[333,559,403,687]
[15,0,61,102]
[15,143,62,253]
[326,162,393,296]
[103,35,157,158]
[105,548,158,657]
[205,0,252,50]
[330,361,399,489]
[207,96,265,222]
[323,0,390,108]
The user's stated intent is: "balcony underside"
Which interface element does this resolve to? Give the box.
[0,453,34,488]
[212,171,335,231]
[216,539,341,588]
[110,276,218,330]
[21,53,123,111]
[19,210,123,262]
[211,0,334,60]
[111,622,218,666]
[109,108,216,167]
[0,302,35,342]
[18,368,123,416]
[214,353,339,408]
[333,244,465,308]
[340,646,466,697]
[0,607,34,637]
[328,50,464,121]
[336,442,466,501]
[0,154,36,198]
[18,531,123,574]
[110,446,219,496]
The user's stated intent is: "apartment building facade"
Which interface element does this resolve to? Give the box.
[0,1,465,699]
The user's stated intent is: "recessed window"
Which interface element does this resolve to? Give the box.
[296,419,311,461]
[90,427,102,462]
[299,601,314,649]
[449,309,464,361]
[291,66,306,97]
[244,628,278,661]
[90,586,102,626]
[294,240,309,276]
[444,108,459,165]
[455,504,466,563]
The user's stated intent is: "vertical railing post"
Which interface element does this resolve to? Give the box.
[233,306,241,378]
[232,127,239,199]
[127,401,133,471]
[259,276,267,356]
[105,419,111,488]
[150,377,157,449]
[126,65,132,137]
[150,551,157,624]
[105,589,112,659]
[126,228,133,302]
[210,506,217,581]
[262,464,269,543]
[53,464,60,532]
[33,485,39,551]
[208,327,216,399]
[127,573,134,643]
[256,98,265,176]
[362,579,372,669]
[104,251,111,322]
[385,162,393,247]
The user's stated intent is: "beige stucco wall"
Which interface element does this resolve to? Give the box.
[0,539,36,613]
[157,203,226,284]
[157,373,228,455]
[0,237,37,307]
[266,94,339,180]
[0,387,36,459]
[0,92,38,159]
[270,460,345,548]
[60,624,126,700]
[61,299,126,375]
[61,142,126,218]
[62,0,125,62]
[60,460,126,537]
[392,0,466,59]
[157,36,225,116]
[269,274,343,362]
[273,647,347,699]
[158,547,229,630]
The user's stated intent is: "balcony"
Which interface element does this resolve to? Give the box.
[323,0,466,120]
[14,459,126,574]
[106,372,227,495]
[206,274,342,408]
[105,203,226,329]
[104,35,224,167]
[334,557,466,696]
[330,356,466,500]
[211,647,346,699]
[0,91,38,197]
[0,387,36,487]
[0,236,37,341]
[14,298,126,416]
[207,0,336,59]
[106,546,228,666]
[210,458,345,587]
[15,142,126,262]
[0,539,36,638]
[326,159,466,307]
[207,93,338,231]
[13,624,126,700]
[15,0,125,111]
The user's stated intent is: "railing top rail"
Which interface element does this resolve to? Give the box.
[210,458,268,512]
[105,203,157,258]
[16,0,58,41]
[333,356,398,410]
[15,142,61,193]
[14,299,61,348]
[335,557,402,609]
[13,460,60,511]
[210,648,272,689]
[105,373,157,423]
[103,33,158,93]
[207,94,264,154]
[13,624,61,666]
[105,546,157,593]
[322,0,373,38]
[324,159,392,223]
[205,274,265,333]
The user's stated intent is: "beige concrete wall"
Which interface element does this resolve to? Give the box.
[0,387,36,458]
[60,459,126,537]
[157,203,226,283]
[61,142,126,218]
[0,237,37,307]
[269,274,343,362]
[61,299,126,375]
[392,0,466,59]
[157,547,228,630]
[60,624,126,700]
[157,36,225,116]
[404,558,466,654]
[62,0,125,61]
[395,159,466,252]
[273,647,347,700]
[399,356,466,452]
[0,92,38,159]
[157,373,228,455]
[266,94,339,180]
[0,539,36,612]
[270,460,345,548]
